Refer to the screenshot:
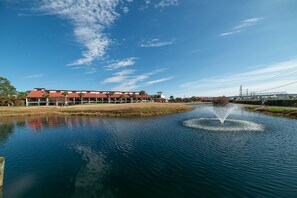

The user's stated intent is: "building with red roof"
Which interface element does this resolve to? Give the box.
[26,88,152,106]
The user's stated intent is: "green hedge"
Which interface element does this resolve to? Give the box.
[233,100,297,107]
[265,100,297,107]
[233,100,262,105]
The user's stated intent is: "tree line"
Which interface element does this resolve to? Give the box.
[0,77,27,106]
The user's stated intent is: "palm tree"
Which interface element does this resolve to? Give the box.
[43,93,50,106]
[119,94,125,103]
[17,91,28,100]
[62,91,69,106]
[131,93,137,103]
[107,92,114,103]
[139,90,147,102]
[78,92,84,104]
[139,90,146,95]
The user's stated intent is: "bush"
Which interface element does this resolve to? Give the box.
[233,100,297,107]
[213,96,229,106]
[233,100,262,105]
[14,99,25,106]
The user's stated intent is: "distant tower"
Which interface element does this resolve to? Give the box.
[246,89,249,96]
[239,85,243,97]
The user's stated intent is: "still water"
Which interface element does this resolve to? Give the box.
[1,105,297,197]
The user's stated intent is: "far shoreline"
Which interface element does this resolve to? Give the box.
[0,103,194,118]
[244,105,297,120]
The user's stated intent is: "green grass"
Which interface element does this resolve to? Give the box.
[244,105,297,119]
[265,107,297,112]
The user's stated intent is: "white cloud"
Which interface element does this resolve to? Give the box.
[105,57,137,70]
[85,67,97,74]
[179,59,297,96]
[103,69,135,83]
[155,0,179,8]
[103,68,165,90]
[220,17,264,37]
[24,74,44,79]
[219,30,241,37]
[37,0,121,66]
[145,77,173,85]
[123,7,129,13]
[139,0,178,11]
[140,38,175,47]
[234,17,264,30]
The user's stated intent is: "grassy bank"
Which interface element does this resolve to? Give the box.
[244,105,297,119]
[0,103,193,118]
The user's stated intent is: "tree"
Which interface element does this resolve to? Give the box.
[17,91,28,100]
[42,93,50,106]
[42,93,49,99]
[213,96,229,106]
[119,94,125,103]
[62,91,69,106]
[131,93,137,103]
[106,92,114,103]
[170,96,174,100]
[175,97,182,102]
[0,77,17,106]
[78,92,84,104]
[139,90,146,95]
[107,91,115,97]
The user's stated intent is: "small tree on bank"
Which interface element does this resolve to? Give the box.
[0,77,17,106]
[213,96,229,107]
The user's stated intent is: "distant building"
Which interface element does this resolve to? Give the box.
[26,88,152,106]
[151,91,168,103]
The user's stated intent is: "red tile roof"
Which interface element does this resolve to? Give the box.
[27,90,46,98]
[27,90,151,99]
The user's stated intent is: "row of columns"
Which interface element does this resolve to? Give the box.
[26,97,151,106]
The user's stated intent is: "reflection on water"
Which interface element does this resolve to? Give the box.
[1,106,297,197]
[71,145,114,198]
[0,122,15,144]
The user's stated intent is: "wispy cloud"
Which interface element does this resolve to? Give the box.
[37,0,121,66]
[155,0,179,8]
[85,67,97,74]
[103,68,165,90]
[219,30,241,37]
[24,74,44,79]
[105,57,137,70]
[103,69,135,83]
[122,6,129,13]
[145,77,173,85]
[139,0,178,10]
[220,17,264,37]
[179,59,297,96]
[140,38,175,48]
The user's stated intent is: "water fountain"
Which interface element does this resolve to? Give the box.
[183,97,264,131]
[211,105,236,124]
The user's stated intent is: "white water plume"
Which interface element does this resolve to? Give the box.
[211,104,237,124]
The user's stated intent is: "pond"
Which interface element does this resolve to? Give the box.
[1,105,297,197]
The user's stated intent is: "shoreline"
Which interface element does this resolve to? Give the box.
[0,103,194,118]
[244,105,297,119]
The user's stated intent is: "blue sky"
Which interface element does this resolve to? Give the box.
[1,0,297,97]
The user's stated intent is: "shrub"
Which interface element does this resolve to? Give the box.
[213,96,229,106]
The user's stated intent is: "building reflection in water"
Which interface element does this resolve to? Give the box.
[26,116,103,131]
